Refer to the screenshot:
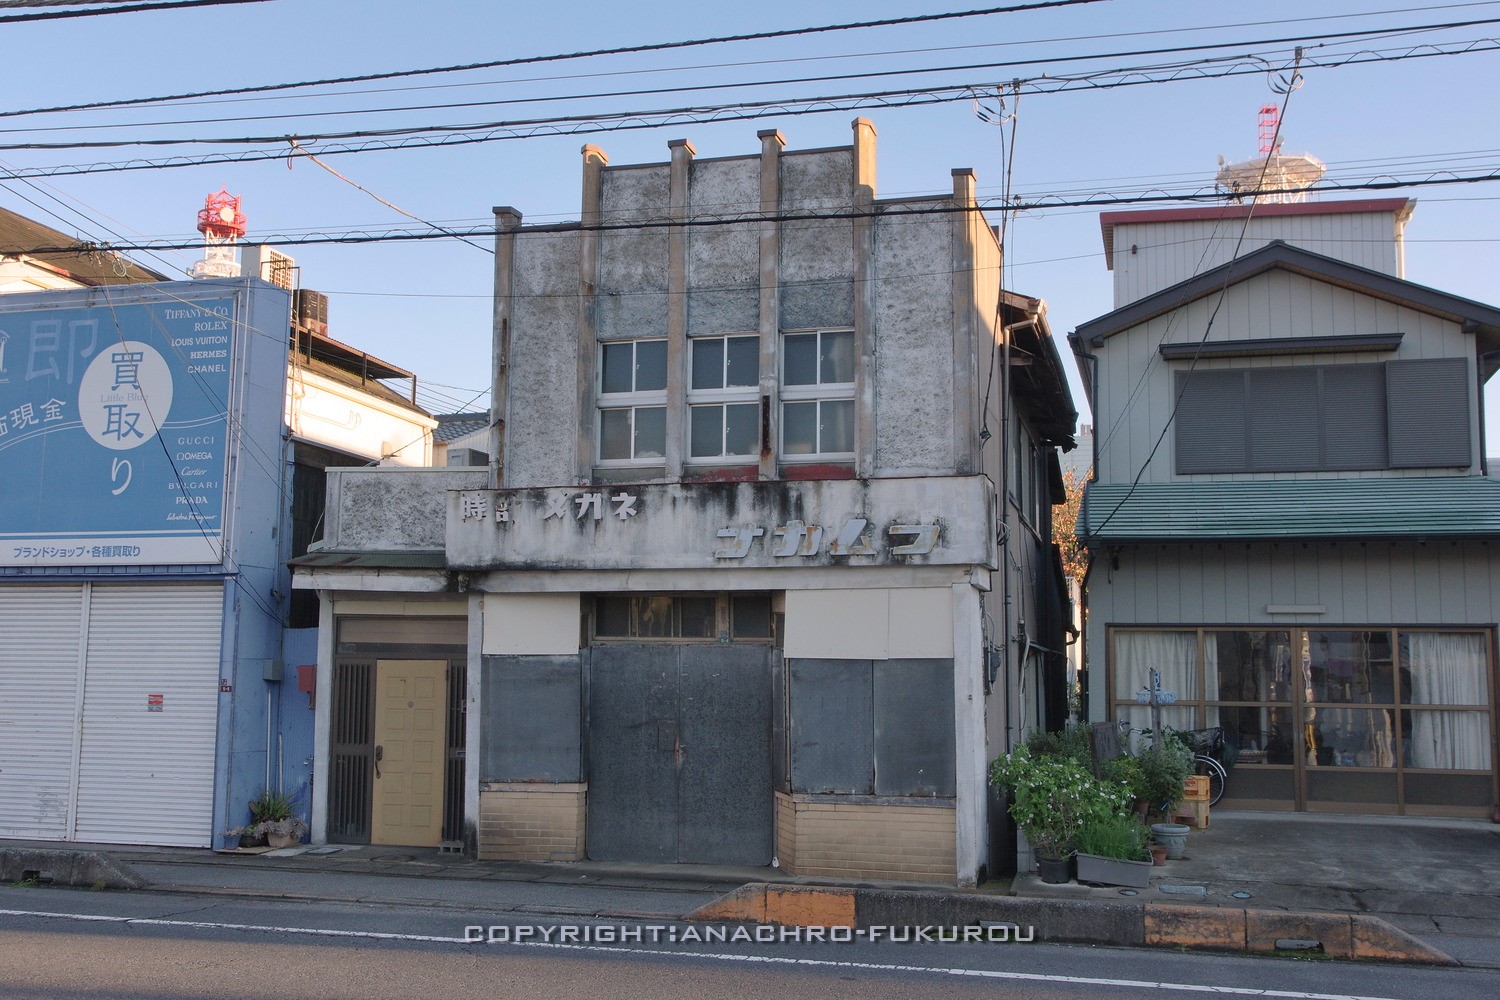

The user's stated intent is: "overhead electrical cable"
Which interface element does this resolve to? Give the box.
[0,0,1110,118]
[5,33,1495,177]
[8,17,1497,145]
[0,0,269,24]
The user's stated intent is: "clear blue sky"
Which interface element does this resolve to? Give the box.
[5,0,1499,450]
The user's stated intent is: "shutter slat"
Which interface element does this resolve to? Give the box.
[1387,358,1471,469]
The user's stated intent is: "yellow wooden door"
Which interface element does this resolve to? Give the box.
[371,660,447,846]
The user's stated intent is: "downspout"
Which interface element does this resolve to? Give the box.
[1000,311,1039,748]
[1476,338,1498,477]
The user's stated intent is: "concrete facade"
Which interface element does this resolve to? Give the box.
[298,123,1077,885]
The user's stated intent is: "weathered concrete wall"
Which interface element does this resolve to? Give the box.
[873,201,956,475]
[779,148,855,330]
[688,157,760,335]
[597,164,670,341]
[504,231,581,487]
[449,476,994,571]
[324,468,487,550]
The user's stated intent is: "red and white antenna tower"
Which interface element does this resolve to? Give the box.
[1215,106,1324,204]
[189,188,246,279]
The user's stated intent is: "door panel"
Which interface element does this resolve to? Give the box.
[677,645,773,865]
[586,645,677,861]
[372,660,446,846]
[587,644,774,864]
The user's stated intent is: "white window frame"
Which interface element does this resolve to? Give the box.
[779,327,855,462]
[686,333,760,464]
[596,338,667,467]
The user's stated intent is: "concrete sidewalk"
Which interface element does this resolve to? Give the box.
[3,812,1496,968]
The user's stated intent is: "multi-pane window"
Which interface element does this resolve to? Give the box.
[597,339,667,463]
[781,329,855,458]
[688,335,759,461]
[593,592,775,641]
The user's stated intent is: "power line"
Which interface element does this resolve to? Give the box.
[0,0,269,24]
[0,1,1109,119]
[17,169,1500,257]
[7,32,1496,178]
[12,17,1498,149]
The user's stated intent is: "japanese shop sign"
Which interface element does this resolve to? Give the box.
[446,477,994,572]
[0,296,236,566]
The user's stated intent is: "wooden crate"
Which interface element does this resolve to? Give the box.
[1173,799,1210,830]
[1183,775,1210,801]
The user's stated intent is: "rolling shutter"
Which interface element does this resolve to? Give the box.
[1387,358,1472,469]
[1247,368,1320,471]
[1175,369,1248,474]
[1322,364,1388,470]
[0,585,84,841]
[73,583,223,847]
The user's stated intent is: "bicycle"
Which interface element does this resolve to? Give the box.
[1174,727,1229,807]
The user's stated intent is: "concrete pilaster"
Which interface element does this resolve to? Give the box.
[852,118,878,477]
[491,206,522,489]
[666,138,696,479]
[576,145,608,482]
[757,129,785,480]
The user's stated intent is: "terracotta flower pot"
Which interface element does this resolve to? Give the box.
[1150,843,1168,866]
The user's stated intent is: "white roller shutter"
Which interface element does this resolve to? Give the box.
[0,584,84,841]
[73,583,223,847]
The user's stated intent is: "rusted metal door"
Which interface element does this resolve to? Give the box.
[587,644,772,864]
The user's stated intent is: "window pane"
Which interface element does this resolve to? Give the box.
[726,336,759,387]
[724,403,759,455]
[635,340,667,391]
[691,338,724,390]
[820,399,854,453]
[690,405,723,458]
[1113,631,1199,702]
[599,409,631,460]
[595,595,630,637]
[784,334,817,385]
[678,596,717,638]
[633,406,666,459]
[820,330,855,384]
[1209,631,1293,703]
[732,593,773,638]
[1403,710,1491,769]
[601,343,633,394]
[1307,706,1396,767]
[633,596,673,638]
[1401,633,1489,705]
[1217,705,1296,765]
[783,401,817,454]
[1307,631,1394,705]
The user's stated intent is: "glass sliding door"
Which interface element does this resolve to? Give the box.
[1109,626,1495,816]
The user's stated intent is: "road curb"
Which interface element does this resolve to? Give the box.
[0,848,144,890]
[685,883,1457,966]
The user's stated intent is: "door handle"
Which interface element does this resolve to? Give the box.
[374,744,383,779]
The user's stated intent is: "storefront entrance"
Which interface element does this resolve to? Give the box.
[587,643,775,864]
[1111,627,1497,816]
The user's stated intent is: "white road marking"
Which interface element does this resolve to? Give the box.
[0,908,1404,1000]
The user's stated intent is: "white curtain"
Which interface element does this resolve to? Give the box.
[1202,636,1220,729]
[1405,633,1491,770]
[1114,631,1198,739]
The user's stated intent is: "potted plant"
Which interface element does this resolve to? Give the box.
[255,816,308,850]
[1137,731,1193,821]
[1075,813,1153,888]
[990,744,1131,884]
[1098,754,1150,818]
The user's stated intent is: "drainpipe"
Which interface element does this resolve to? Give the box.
[1000,310,1039,748]
[1477,340,1499,477]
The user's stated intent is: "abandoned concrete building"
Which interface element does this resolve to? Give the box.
[295,121,1077,885]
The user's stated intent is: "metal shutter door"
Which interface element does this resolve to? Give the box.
[1175,369,1247,474]
[1387,358,1472,468]
[73,583,223,847]
[0,584,84,840]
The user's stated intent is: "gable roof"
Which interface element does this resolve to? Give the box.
[1073,240,1500,354]
[0,205,169,285]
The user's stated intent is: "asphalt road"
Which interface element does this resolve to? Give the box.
[1,885,1497,1000]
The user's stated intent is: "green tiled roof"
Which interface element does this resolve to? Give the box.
[1082,476,1500,541]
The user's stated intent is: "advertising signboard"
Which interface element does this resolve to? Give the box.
[0,294,237,566]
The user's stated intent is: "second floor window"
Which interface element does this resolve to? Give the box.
[781,328,855,458]
[598,338,667,463]
[689,334,759,461]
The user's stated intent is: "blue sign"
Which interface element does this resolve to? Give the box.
[0,295,237,566]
